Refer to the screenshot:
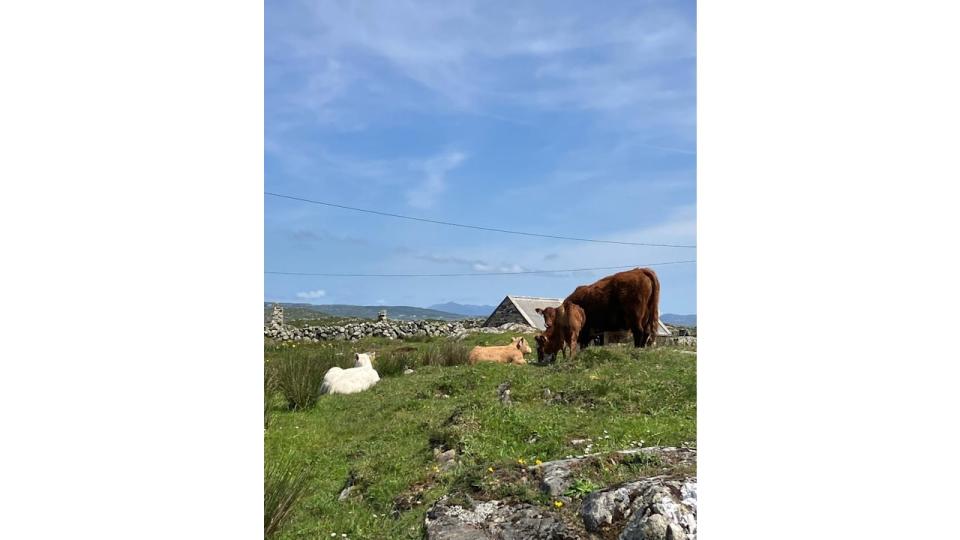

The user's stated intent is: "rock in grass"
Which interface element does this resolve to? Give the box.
[496,382,512,405]
[436,449,457,464]
[538,462,573,497]
[425,497,577,540]
[337,485,357,502]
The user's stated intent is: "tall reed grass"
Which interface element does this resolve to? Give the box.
[264,453,310,538]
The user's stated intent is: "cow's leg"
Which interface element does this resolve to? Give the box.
[564,331,574,360]
[632,327,647,348]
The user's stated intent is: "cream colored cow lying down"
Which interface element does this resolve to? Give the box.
[468,337,531,365]
[320,352,380,395]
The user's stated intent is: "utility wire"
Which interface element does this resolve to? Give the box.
[265,260,696,277]
[265,191,696,249]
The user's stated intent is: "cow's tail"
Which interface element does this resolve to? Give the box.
[641,268,660,345]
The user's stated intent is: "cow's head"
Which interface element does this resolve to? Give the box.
[535,330,562,363]
[535,306,559,329]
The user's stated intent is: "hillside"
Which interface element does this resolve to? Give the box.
[265,338,696,539]
[427,302,496,317]
[264,302,469,321]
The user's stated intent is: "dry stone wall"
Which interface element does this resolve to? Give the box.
[264,318,486,342]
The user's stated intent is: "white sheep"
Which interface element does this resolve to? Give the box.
[319,352,381,395]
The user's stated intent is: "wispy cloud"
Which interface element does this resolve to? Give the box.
[406,151,467,208]
[268,0,694,132]
[288,229,369,245]
[471,262,529,273]
[396,248,530,273]
[296,289,327,299]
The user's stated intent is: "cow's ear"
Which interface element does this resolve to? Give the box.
[535,308,543,314]
[517,337,525,348]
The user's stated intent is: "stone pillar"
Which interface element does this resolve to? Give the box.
[377,309,387,321]
[271,304,284,327]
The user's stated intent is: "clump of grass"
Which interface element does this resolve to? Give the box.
[376,349,416,377]
[420,344,444,366]
[439,341,471,366]
[264,369,274,429]
[564,478,601,499]
[264,453,311,538]
[269,349,338,410]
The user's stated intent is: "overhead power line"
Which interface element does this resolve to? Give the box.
[265,260,696,277]
[265,191,697,249]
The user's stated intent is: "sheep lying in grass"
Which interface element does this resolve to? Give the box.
[468,337,531,365]
[319,352,381,395]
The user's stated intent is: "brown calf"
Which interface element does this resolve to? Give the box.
[535,302,586,362]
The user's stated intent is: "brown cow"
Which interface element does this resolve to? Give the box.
[535,301,585,362]
[535,306,559,330]
[554,267,661,350]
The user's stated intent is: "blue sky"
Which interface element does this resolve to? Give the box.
[265,0,696,313]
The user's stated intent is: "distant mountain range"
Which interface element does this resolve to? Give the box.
[264,302,471,321]
[661,313,696,327]
[427,302,496,317]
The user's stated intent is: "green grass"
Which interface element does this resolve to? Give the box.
[564,478,601,499]
[264,338,695,539]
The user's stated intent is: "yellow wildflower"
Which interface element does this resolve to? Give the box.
[487,467,494,473]
[517,458,526,465]
[554,500,563,508]
[535,459,543,466]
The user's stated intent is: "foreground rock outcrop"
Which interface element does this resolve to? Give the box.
[582,478,697,539]
[425,447,697,540]
[425,498,578,540]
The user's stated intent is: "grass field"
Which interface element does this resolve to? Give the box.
[264,333,696,539]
